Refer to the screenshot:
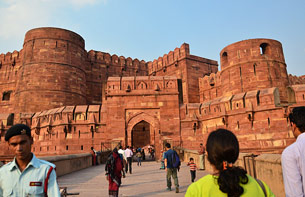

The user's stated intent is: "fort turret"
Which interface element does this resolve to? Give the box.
[220,39,289,102]
[14,27,87,113]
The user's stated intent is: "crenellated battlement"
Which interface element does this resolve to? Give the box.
[87,50,147,71]
[0,50,22,66]
[147,43,190,73]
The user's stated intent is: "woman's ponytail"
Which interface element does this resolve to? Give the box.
[218,166,248,197]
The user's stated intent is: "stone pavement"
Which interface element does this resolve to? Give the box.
[58,161,209,197]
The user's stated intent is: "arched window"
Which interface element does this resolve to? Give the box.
[222,52,228,64]
[2,91,12,101]
[260,43,271,55]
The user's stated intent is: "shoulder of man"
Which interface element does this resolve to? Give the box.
[0,161,13,173]
[282,142,297,157]
[37,158,56,169]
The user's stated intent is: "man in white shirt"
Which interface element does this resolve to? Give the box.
[124,146,133,174]
[282,106,305,197]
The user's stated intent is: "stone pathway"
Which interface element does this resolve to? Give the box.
[58,161,208,197]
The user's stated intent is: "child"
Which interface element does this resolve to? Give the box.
[136,151,142,166]
[187,158,197,182]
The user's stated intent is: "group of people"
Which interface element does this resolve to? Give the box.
[0,106,305,196]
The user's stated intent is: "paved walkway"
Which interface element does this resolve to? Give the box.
[58,161,209,197]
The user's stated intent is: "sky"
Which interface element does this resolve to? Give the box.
[0,0,304,76]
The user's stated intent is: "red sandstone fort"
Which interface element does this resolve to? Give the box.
[0,27,304,159]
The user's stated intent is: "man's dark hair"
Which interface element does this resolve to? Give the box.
[289,106,305,133]
[119,145,123,149]
[126,145,129,148]
[165,143,171,148]
[91,147,94,150]
[190,157,194,161]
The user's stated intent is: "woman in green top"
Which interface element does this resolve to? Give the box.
[186,129,274,197]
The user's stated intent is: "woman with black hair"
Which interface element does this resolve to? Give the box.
[186,129,274,197]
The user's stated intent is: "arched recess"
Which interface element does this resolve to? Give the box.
[126,112,160,146]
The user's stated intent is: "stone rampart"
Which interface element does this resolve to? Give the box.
[40,153,92,177]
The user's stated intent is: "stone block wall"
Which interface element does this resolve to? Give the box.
[0,50,22,113]
[147,43,218,103]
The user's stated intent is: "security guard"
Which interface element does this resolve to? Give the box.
[0,124,60,196]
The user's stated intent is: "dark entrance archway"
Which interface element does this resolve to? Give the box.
[131,120,150,148]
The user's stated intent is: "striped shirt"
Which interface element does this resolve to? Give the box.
[187,162,197,171]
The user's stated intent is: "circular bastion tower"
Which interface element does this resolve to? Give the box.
[14,27,87,113]
[220,38,289,102]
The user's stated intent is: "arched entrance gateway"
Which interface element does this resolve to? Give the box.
[126,112,161,160]
[131,120,150,148]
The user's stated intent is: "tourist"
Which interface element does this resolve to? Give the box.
[0,124,61,196]
[151,145,155,160]
[164,143,180,193]
[105,148,123,197]
[160,149,165,170]
[282,106,305,197]
[118,146,126,178]
[199,143,205,170]
[124,146,133,174]
[90,147,97,166]
[136,150,142,166]
[187,158,197,182]
[141,148,145,161]
[186,129,274,196]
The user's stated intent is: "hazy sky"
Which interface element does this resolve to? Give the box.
[0,0,304,76]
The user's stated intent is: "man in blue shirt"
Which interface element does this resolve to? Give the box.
[164,143,179,193]
[282,106,305,197]
[0,124,60,196]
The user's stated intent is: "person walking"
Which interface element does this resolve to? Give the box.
[164,143,179,193]
[187,158,197,182]
[91,147,97,166]
[160,150,165,170]
[118,146,126,178]
[105,148,123,197]
[136,150,142,166]
[141,149,145,161]
[198,143,205,170]
[124,146,133,174]
[282,106,305,197]
[186,129,274,196]
[0,124,61,196]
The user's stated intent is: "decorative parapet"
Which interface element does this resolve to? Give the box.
[106,76,178,96]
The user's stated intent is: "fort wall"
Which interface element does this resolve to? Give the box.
[0,27,304,162]
[86,50,148,104]
[0,50,23,113]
